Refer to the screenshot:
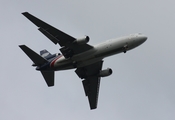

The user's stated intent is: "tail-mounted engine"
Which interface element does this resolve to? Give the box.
[99,68,112,77]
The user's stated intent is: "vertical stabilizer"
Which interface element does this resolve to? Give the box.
[40,49,52,58]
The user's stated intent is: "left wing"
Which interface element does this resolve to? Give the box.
[75,61,103,109]
[22,12,93,58]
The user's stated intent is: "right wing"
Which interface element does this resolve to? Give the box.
[22,12,93,58]
[75,61,103,109]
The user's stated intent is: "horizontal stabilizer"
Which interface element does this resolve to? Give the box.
[19,45,48,66]
[41,71,54,87]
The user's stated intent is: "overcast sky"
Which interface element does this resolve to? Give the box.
[1,0,175,120]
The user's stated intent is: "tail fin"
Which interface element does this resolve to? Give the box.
[19,45,54,87]
[19,45,48,66]
[41,71,54,87]
[40,49,52,58]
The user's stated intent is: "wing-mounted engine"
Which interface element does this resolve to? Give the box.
[73,36,90,45]
[99,68,112,77]
[60,36,90,59]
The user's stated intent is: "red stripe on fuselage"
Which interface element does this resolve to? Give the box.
[50,55,63,68]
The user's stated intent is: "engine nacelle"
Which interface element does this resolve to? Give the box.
[74,36,90,45]
[99,68,112,77]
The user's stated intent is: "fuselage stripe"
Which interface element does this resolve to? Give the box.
[50,55,63,68]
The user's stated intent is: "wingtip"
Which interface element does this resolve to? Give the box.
[21,12,29,15]
[19,45,25,48]
[90,107,97,110]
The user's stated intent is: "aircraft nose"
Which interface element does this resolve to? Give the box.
[137,35,147,45]
[128,34,147,50]
[141,35,147,42]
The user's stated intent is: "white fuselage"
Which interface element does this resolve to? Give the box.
[51,33,147,70]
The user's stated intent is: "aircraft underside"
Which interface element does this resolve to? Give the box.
[19,12,147,110]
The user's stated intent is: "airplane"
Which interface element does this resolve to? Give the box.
[19,12,147,110]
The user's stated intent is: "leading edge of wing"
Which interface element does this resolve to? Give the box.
[22,12,75,45]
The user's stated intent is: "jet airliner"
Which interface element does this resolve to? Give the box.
[19,12,147,110]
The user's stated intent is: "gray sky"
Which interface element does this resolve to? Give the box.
[1,0,175,120]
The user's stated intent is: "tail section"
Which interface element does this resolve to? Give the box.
[19,45,48,66]
[41,71,54,87]
[19,45,54,87]
[40,49,52,58]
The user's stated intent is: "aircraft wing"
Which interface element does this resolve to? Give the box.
[22,12,93,58]
[75,61,103,109]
